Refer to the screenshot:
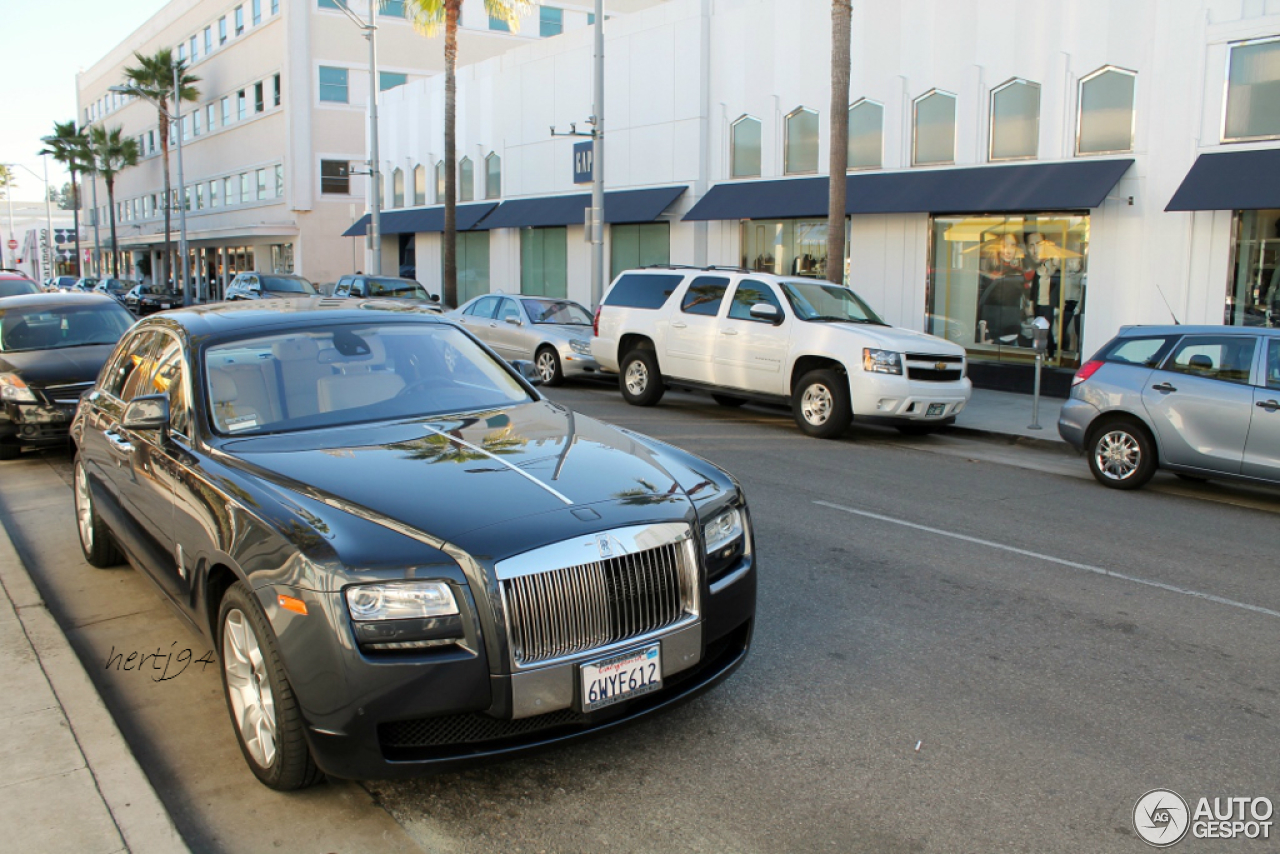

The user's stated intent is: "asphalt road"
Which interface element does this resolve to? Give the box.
[2,382,1278,853]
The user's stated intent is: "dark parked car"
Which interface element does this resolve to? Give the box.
[1059,325,1280,489]
[0,272,44,298]
[93,277,137,304]
[70,301,755,789]
[0,293,135,459]
[47,275,79,293]
[124,284,182,316]
[225,272,318,301]
[333,274,441,309]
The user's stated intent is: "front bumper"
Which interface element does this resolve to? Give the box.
[558,348,601,379]
[849,374,972,423]
[0,401,77,445]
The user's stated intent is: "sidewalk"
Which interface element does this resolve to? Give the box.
[0,519,188,853]
[951,386,1068,446]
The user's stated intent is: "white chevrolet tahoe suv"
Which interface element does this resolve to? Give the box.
[591,267,972,438]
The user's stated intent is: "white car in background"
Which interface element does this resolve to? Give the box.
[592,267,972,438]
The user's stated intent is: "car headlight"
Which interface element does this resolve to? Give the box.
[862,348,903,375]
[569,338,591,355]
[0,373,36,403]
[344,581,458,621]
[703,507,744,554]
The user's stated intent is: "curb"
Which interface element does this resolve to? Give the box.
[0,521,190,854]
[944,423,1079,455]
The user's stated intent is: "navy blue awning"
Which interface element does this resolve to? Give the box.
[478,186,686,230]
[1166,148,1280,211]
[683,159,1134,221]
[341,202,498,237]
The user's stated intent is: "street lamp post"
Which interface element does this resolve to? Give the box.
[6,162,56,280]
[335,0,381,276]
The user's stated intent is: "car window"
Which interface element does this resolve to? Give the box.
[681,276,730,316]
[497,299,522,323]
[108,330,167,401]
[0,280,40,297]
[727,279,784,322]
[603,273,684,309]
[779,280,886,325]
[523,299,592,325]
[261,276,316,294]
[467,296,499,319]
[1267,339,1280,391]
[1101,336,1177,367]
[1162,335,1257,385]
[146,335,191,436]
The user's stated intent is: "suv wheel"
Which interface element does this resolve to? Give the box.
[1088,420,1156,490]
[620,349,665,406]
[793,369,851,439]
[535,346,565,387]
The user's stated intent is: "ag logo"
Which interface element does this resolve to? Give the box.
[1134,789,1190,847]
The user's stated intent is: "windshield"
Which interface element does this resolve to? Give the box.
[204,322,532,436]
[778,280,886,325]
[261,275,318,295]
[0,280,41,297]
[0,302,135,352]
[364,277,430,300]
[101,279,134,294]
[523,299,592,325]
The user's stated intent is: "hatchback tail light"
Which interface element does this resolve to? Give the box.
[593,305,602,337]
[1072,359,1104,386]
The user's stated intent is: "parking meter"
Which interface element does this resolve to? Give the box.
[1031,316,1050,353]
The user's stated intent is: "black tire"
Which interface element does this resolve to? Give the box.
[712,394,747,408]
[1087,419,1157,490]
[0,440,19,461]
[792,369,852,439]
[218,582,322,791]
[535,346,565,387]
[73,456,122,568]
[619,349,665,407]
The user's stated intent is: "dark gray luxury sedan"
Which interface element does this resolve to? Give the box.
[70,299,756,789]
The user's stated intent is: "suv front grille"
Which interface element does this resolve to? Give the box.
[907,367,964,382]
[41,382,93,406]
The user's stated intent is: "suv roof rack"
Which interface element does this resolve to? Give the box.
[637,263,754,274]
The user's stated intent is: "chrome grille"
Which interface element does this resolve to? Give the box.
[500,535,697,667]
[41,382,93,406]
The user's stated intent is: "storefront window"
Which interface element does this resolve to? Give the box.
[927,213,1089,368]
[1226,209,1280,327]
[520,227,567,298]
[611,222,670,279]
[271,243,294,274]
[456,232,491,305]
[741,219,829,280]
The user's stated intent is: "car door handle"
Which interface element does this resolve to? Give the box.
[105,430,134,455]
[1257,399,1280,412]
[671,321,687,329]
[721,329,738,336]
[1151,382,1177,393]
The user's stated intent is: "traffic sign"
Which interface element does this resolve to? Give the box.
[6,239,16,251]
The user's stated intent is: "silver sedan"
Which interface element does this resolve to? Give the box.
[450,294,599,385]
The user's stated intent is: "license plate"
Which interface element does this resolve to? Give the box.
[926,403,946,417]
[160,303,171,309]
[580,644,662,712]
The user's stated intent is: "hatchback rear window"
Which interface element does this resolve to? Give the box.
[1099,335,1176,367]
[603,273,684,309]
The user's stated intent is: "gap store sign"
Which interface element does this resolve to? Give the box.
[574,141,593,184]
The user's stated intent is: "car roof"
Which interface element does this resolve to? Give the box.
[1116,324,1280,337]
[137,297,451,337]
[0,271,38,281]
[0,292,124,309]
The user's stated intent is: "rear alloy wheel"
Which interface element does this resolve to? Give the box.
[712,394,747,408]
[792,369,851,439]
[535,346,565,387]
[74,456,122,568]
[1088,421,1156,490]
[619,349,665,407]
[219,582,322,790]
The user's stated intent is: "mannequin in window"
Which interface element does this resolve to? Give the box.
[1062,253,1085,354]
[975,232,1025,345]
[1024,231,1060,357]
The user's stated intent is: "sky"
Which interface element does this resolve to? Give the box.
[1,0,170,200]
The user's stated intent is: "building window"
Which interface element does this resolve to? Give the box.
[927,214,1090,367]
[272,0,279,14]
[520,227,568,298]
[913,89,956,166]
[611,222,670,279]
[380,0,406,16]
[454,231,491,305]
[413,165,426,205]
[219,17,227,43]
[209,180,219,208]
[240,173,252,202]
[784,107,819,174]
[182,115,192,140]
[458,157,474,202]
[319,66,349,103]
[196,184,205,210]
[237,89,247,119]
[731,115,761,178]
[540,6,563,37]
[1225,37,1280,141]
[190,36,197,61]
[255,81,265,112]
[257,168,268,200]
[204,26,212,54]
[847,99,883,170]
[392,168,405,208]
[485,152,501,199]
[206,104,216,132]
[743,219,830,279]
[319,0,341,7]
[273,74,281,107]
[221,96,231,125]
[1226,209,1280,327]
[193,109,202,136]
[321,160,350,194]
[225,176,239,206]
[379,71,407,91]
[177,43,186,63]
[234,5,244,35]
[148,130,155,154]
[252,0,262,26]
[489,14,510,32]
[989,78,1040,161]
[435,160,445,201]
[1078,66,1136,155]
[274,164,284,198]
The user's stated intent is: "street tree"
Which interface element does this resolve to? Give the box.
[0,165,13,201]
[121,49,200,288]
[827,0,851,284]
[40,121,91,273]
[85,126,140,277]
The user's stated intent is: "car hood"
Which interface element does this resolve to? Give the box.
[823,322,968,356]
[220,400,720,546]
[0,344,116,387]
[263,291,315,299]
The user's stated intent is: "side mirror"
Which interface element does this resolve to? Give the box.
[512,359,543,386]
[430,294,441,303]
[121,394,171,431]
[749,303,783,324]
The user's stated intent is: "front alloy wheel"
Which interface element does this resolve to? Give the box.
[792,368,851,439]
[1088,421,1156,490]
[619,349,665,406]
[74,456,121,568]
[536,347,564,386]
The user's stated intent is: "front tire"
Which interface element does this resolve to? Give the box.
[219,582,322,791]
[1087,420,1156,490]
[535,346,565,387]
[74,456,122,568]
[619,349,665,407]
[792,369,851,439]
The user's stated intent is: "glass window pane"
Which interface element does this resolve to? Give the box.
[990,81,1040,160]
[520,227,567,298]
[392,169,404,207]
[489,14,510,32]
[379,71,407,91]
[486,154,501,199]
[256,169,267,200]
[1226,39,1280,140]
[414,165,427,205]
[319,66,348,103]
[847,101,883,169]
[915,92,956,165]
[456,232,492,305]
[459,158,474,203]
[1226,209,1280,327]
[785,109,819,174]
[681,276,730,316]
[732,117,761,178]
[540,6,563,37]
[610,222,669,279]
[274,164,284,198]
[380,0,406,16]
[1164,335,1257,384]
[1079,69,1135,154]
[321,160,349,195]
[435,161,445,201]
[728,280,784,321]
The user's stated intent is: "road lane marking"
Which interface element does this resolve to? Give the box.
[814,500,1280,621]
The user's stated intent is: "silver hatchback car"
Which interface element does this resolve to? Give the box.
[450,293,599,385]
[1059,325,1280,489]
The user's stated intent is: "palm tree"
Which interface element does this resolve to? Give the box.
[85,126,140,276]
[405,0,532,308]
[40,121,91,276]
[121,49,200,288]
[0,165,13,199]
[827,0,852,285]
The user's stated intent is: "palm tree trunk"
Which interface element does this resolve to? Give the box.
[442,0,460,308]
[827,0,851,285]
[107,176,119,276]
[159,102,172,289]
